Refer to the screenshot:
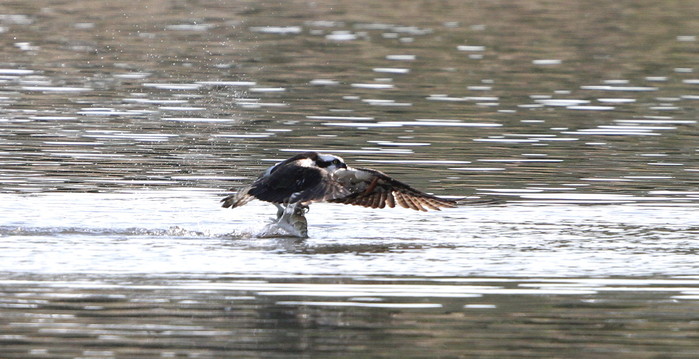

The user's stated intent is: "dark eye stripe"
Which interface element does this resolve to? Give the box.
[317,159,342,168]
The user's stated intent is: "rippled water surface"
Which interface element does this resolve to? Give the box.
[2,0,699,358]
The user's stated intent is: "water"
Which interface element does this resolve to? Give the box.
[2,0,699,357]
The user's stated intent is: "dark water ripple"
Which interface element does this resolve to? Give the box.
[0,1,698,202]
[2,275,699,359]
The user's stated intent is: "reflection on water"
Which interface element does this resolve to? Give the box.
[2,0,699,357]
[2,274,699,358]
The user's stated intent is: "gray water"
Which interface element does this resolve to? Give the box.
[2,0,699,358]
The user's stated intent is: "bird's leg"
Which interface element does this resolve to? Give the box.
[260,203,288,238]
[274,203,285,220]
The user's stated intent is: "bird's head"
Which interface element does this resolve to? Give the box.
[316,153,348,172]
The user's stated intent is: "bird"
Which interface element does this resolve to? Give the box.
[221,151,457,237]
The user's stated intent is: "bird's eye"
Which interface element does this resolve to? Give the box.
[332,159,340,165]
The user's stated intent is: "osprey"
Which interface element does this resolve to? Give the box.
[221,152,457,237]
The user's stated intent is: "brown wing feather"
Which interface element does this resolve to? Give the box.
[369,192,381,208]
[330,167,457,211]
[409,195,428,212]
[395,191,412,210]
[385,191,396,208]
[377,191,387,209]
[393,191,408,209]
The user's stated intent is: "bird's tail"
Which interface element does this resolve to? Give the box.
[221,186,255,209]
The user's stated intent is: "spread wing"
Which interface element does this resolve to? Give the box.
[329,167,457,211]
[221,163,350,208]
